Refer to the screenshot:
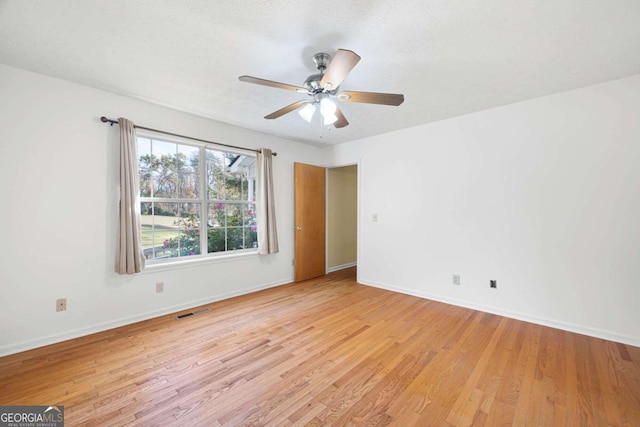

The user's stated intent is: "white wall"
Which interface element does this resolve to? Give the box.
[0,64,328,356]
[332,74,640,346]
[2,64,638,355]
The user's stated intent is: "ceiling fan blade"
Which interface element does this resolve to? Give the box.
[264,100,310,120]
[338,91,404,106]
[334,106,349,128]
[320,49,361,91]
[239,75,308,93]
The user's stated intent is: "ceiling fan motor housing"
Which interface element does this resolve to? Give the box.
[312,52,331,71]
[303,53,339,94]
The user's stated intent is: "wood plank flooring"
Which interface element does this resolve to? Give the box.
[1,268,639,426]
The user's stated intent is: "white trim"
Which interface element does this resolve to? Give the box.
[0,277,293,357]
[327,262,357,273]
[359,277,640,348]
[325,168,329,274]
[356,161,361,285]
[142,250,258,273]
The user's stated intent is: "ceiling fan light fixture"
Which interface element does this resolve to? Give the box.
[320,97,337,115]
[298,103,316,122]
[323,112,338,125]
[239,48,404,130]
[320,98,338,124]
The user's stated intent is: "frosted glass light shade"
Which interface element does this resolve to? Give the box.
[322,113,338,124]
[320,98,338,124]
[320,98,337,115]
[298,103,316,122]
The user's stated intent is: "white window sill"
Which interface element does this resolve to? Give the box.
[140,250,259,274]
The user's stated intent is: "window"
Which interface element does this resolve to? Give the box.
[137,136,257,262]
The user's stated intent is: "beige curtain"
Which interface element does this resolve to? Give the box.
[115,118,145,274]
[256,148,279,254]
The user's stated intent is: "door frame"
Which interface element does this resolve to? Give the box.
[324,160,361,283]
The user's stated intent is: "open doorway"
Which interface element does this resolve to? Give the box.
[327,165,358,273]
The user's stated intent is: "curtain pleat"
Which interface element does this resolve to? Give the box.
[256,149,279,254]
[115,118,145,274]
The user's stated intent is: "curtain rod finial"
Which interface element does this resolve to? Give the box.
[101,116,117,126]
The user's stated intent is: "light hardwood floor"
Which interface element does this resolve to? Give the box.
[1,268,639,426]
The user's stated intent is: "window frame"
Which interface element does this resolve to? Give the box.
[136,131,259,266]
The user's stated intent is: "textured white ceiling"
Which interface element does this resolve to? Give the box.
[1,0,639,146]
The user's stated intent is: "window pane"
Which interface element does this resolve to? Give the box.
[209,202,225,227]
[227,227,244,251]
[140,201,154,255]
[207,203,227,252]
[137,138,153,197]
[242,178,249,201]
[173,203,201,257]
[177,144,199,198]
[226,203,242,227]
[206,202,257,252]
[206,151,256,202]
[159,230,183,259]
[151,140,180,198]
[153,202,181,259]
[248,178,256,202]
[225,169,244,201]
[244,204,256,227]
[145,202,201,259]
[208,227,225,253]
[206,150,226,200]
[140,202,183,260]
[225,155,254,201]
[244,227,258,249]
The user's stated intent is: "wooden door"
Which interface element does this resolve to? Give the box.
[294,162,326,282]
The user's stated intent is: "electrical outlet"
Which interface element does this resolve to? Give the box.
[156,282,164,293]
[490,280,497,289]
[56,298,67,312]
[452,274,460,285]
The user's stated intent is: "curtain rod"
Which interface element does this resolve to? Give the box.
[100,116,277,156]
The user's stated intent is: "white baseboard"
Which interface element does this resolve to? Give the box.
[327,262,357,273]
[0,277,293,357]
[359,277,640,348]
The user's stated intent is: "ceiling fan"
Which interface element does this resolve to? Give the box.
[239,49,404,129]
